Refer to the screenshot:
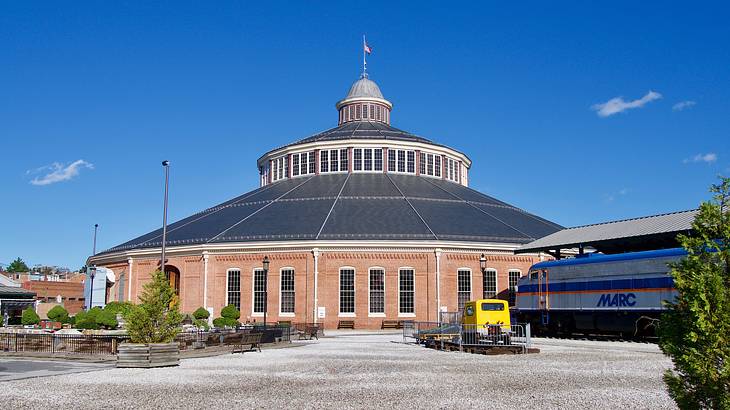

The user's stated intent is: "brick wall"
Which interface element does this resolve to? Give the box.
[118,249,541,329]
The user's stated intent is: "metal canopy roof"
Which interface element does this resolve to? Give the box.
[100,173,562,255]
[0,285,36,299]
[515,209,697,255]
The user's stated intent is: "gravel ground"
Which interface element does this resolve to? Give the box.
[1,332,675,409]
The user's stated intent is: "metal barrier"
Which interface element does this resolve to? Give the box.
[403,322,532,353]
[0,333,130,355]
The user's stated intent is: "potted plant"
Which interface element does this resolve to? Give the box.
[117,270,183,368]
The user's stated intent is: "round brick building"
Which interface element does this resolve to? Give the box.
[88,73,561,329]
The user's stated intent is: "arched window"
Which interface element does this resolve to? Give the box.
[280,268,295,314]
[399,268,415,314]
[339,268,355,315]
[483,269,497,299]
[226,268,241,310]
[457,269,471,311]
[369,268,385,314]
[508,270,522,306]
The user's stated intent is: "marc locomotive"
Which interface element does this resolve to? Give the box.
[515,248,683,337]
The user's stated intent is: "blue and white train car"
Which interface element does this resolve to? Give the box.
[515,248,684,336]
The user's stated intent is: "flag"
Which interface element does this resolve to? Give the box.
[364,40,372,54]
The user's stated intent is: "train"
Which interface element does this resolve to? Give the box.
[514,247,684,337]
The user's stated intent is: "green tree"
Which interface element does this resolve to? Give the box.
[212,304,240,328]
[47,305,69,323]
[21,308,40,326]
[75,307,102,329]
[96,309,118,329]
[193,307,210,320]
[659,177,730,409]
[6,257,29,273]
[125,270,183,344]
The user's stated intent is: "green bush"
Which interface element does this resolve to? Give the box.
[212,317,238,328]
[75,307,102,329]
[103,301,135,316]
[125,270,182,344]
[193,307,210,320]
[21,308,40,326]
[67,315,76,325]
[193,319,209,330]
[96,309,118,329]
[220,304,240,320]
[47,305,69,323]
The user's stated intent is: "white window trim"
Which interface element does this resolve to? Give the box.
[225,267,241,307]
[483,268,498,298]
[457,267,473,303]
[279,266,295,316]
[398,266,416,317]
[251,267,265,317]
[352,147,384,173]
[368,266,386,316]
[339,266,356,317]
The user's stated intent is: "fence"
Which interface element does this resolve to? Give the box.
[0,333,129,355]
[403,322,532,352]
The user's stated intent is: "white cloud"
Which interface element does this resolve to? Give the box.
[592,90,662,117]
[29,160,94,186]
[605,188,629,202]
[672,100,696,111]
[683,153,717,164]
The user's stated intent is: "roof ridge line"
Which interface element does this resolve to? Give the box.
[385,174,439,240]
[207,177,314,243]
[422,177,534,240]
[565,208,699,230]
[129,182,278,251]
[315,173,351,239]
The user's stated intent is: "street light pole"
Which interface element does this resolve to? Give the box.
[88,265,97,310]
[160,160,170,274]
[93,224,99,255]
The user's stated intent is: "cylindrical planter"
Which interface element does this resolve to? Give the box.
[117,343,179,368]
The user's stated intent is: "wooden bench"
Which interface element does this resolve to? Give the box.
[381,320,401,330]
[337,320,355,329]
[298,324,320,340]
[232,332,262,354]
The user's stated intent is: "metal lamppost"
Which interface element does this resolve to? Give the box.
[479,253,487,299]
[88,265,97,310]
[262,256,270,329]
[160,160,170,274]
[93,224,99,255]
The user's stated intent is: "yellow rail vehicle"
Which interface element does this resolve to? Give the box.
[462,299,511,345]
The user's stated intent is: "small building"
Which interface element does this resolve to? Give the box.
[0,285,36,326]
[22,280,85,314]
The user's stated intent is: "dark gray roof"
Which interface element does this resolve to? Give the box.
[260,121,453,161]
[515,209,697,254]
[101,174,562,254]
[0,285,36,299]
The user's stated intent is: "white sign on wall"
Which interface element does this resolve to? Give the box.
[317,306,326,319]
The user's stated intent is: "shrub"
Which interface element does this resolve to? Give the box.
[220,304,240,320]
[75,307,102,329]
[21,308,40,326]
[96,309,118,329]
[212,317,238,328]
[125,270,182,344]
[193,307,210,320]
[67,315,76,325]
[47,305,69,323]
[103,301,135,316]
[193,319,209,331]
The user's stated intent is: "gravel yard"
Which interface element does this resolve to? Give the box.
[1,332,675,409]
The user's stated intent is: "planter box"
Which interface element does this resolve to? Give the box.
[117,343,179,368]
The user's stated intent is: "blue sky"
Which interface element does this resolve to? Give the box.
[1,2,728,269]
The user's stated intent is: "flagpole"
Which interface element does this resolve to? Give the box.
[362,34,366,77]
